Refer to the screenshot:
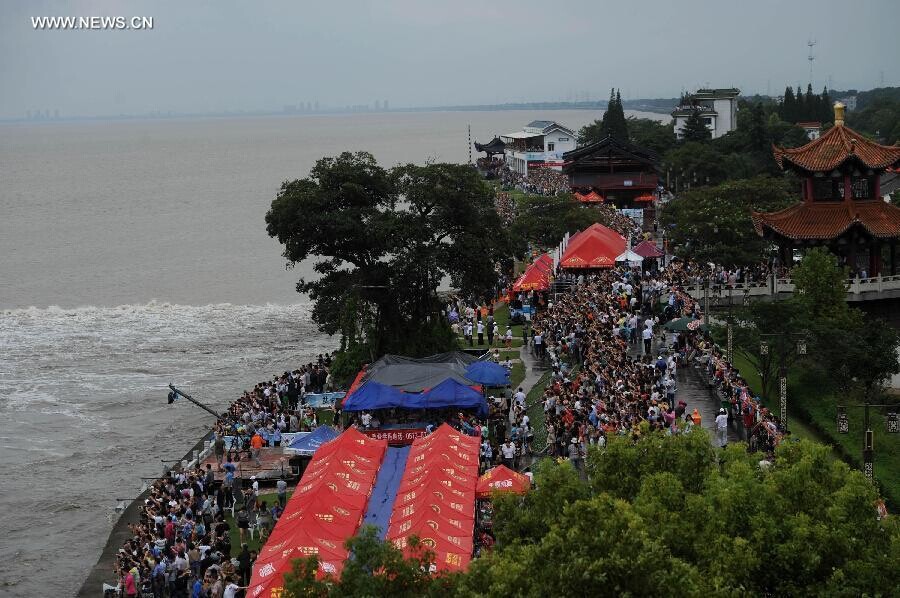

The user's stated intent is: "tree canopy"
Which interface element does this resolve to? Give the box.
[660,175,794,266]
[577,88,628,144]
[679,108,712,143]
[284,431,900,596]
[265,152,509,384]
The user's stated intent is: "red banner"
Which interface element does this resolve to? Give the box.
[361,428,427,445]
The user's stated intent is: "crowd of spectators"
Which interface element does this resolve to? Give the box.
[494,191,516,226]
[499,166,570,196]
[111,356,337,597]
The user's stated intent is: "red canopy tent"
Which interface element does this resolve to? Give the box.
[512,253,553,292]
[574,189,604,203]
[559,223,626,269]
[385,424,479,573]
[476,465,531,498]
[632,240,664,259]
[247,428,386,596]
[634,193,655,202]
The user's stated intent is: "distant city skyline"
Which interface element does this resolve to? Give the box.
[1,0,898,120]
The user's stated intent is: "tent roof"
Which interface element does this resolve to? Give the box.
[476,465,531,498]
[342,378,487,416]
[615,249,644,263]
[349,352,477,397]
[632,240,664,258]
[560,223,626,269]
[285,425,340,455]
[464,361,510,387]
[512,252,553,292]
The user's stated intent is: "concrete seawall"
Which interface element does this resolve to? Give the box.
[77,432,214,597]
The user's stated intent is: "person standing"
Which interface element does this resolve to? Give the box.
[276,477,288,509]
[642,325,653,355]
[501,440,516,469]
[477,320,485,346]
[250,431,264,467]
[213,433,226,470]
[715,408,729,447]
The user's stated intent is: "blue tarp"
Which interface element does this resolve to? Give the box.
[284,425,339,455]
[362,446,410,539]
[344,378,488,417]
[342,381,409,412]
[465,361,510,387]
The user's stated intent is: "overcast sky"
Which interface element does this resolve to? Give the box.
[1,0,898,118]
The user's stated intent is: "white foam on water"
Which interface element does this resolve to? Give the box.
[0,300,336,596]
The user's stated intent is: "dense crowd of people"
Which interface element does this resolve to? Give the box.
[110,356,338,597]
[499,166,570,196]
[518,261,786,467]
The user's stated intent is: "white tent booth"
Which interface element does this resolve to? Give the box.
[615,249,644,266]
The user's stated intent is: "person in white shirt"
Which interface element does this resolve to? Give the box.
[501,441,516,468]
[715,408,729,447]
[513,387,526,406]
[360,411,372,429]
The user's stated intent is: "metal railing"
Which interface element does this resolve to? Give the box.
[680,275,900,301]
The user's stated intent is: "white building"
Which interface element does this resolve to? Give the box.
[672,88,740,140]
[501,120,576,175]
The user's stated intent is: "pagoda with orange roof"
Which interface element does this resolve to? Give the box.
[752,102,900,276]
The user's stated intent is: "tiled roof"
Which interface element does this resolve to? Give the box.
[751,200,900,240]
[772,124,900,172]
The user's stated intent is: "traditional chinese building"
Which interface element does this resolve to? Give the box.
[751,103,900,276]
[563,135,661,211]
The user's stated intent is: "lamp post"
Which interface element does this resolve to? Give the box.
[836,403,900,481]
[759,332,808,431]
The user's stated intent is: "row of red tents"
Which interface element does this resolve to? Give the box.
[512,225,666,291]
[385,424,480,572]
[573,189,655,203]
[247,428,387,596]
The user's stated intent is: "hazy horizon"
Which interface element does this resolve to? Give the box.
[1,0,899,120]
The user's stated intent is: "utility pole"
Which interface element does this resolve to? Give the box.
[467,124,472,165]
[837,403,899,481]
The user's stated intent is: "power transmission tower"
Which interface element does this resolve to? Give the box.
[807,39,817,85]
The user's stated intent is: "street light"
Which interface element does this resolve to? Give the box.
[836,403,900,481]
[759,331,808,431]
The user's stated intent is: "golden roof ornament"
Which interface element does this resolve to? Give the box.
[834,101,845,126]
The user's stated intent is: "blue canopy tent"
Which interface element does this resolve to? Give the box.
[465,361,510,387]
[414,378,488,418]
[343,378,488,418]
[283,425,340,456]
[342,380,409,412]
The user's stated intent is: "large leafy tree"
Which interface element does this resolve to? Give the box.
[660,175,794,265]
[459,431,900,596]
[508,194,599,251]
[626,117,676,155]
[266,153,508,384]
[282,526,457,597]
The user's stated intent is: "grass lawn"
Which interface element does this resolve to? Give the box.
[525,371,552,451]
[226,491,292,553]
[730,352,899,508]
[455,303,527,351]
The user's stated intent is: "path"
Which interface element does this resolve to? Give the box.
[362,445,410,539]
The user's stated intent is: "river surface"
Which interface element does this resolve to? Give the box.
[0,108,663,596]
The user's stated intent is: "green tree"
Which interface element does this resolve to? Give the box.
[662,141,732,188]
[781,85,796,122]
[282,526,457,597]
[577,88,629,144]
[509,194,598,251]
[626,117,676,155]
[266,153,508,385]
[660,175,794,266]
[790,247,849,321]
[679,108,711,143]
[461,432,900,596]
